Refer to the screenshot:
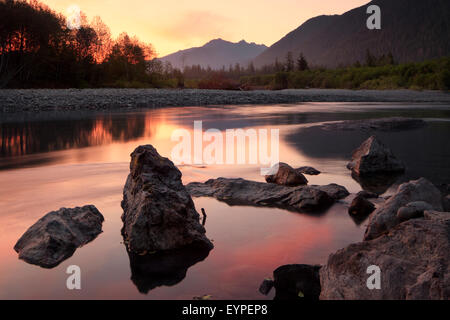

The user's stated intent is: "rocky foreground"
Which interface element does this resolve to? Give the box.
[1,89,450,114]
[260,132,450,300]
[320,210,450,299]
[262,178,450,300]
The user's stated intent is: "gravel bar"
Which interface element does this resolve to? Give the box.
[1,88,449,114]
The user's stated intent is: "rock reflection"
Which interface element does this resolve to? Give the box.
[351,172,402,195]
[126,241,212,294]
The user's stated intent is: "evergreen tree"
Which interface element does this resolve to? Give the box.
[296,53,309,71]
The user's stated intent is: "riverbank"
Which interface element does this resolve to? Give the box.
[1,89,449,115]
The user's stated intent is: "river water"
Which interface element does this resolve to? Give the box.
[0,103,449,299]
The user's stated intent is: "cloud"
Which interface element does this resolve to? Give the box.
[158,10,235,45]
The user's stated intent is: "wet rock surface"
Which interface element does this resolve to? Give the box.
[121,145,213,254]
[296,166,321,175]
[364,178,443,240]
[317,183,350,200]
[187,178,349,213]
[320,213,450,300]
[347,136,405,176]
[265,162,308,186]
[14,205,104,268]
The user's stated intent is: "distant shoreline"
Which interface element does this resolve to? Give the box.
[0,89,449,115]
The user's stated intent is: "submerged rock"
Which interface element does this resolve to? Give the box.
[14,205,104,268]
[320,213,450,300]
[397,201,433,222]
[320,117,427,132]
[121,145,213,254]
[126,241,212,294]
[348,195,375,217]
[272,264,321,300]
[364,178,443,241]
[296,166,321,176]
[265,162,308,186]
[187,178,349,213]
[318,183,350,200]
[347,136,405,176]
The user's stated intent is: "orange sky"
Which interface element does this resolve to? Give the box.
[41,0,369,57]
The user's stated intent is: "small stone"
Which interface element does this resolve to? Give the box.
[348,195,376,216]
[397,201,433,222]
[259,279,274,295]
[265,162,308,186]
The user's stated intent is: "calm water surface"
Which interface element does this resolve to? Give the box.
[0,103,449,299]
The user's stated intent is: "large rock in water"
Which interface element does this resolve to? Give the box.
[347,136,405,175]
[364,178,443,240]
[265,162,308,186]
[121,145,213,254]
[186,178,349,213]
[320,212,450,300]
[14,205,104,268]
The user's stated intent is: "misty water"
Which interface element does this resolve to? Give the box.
[0,103,449,299]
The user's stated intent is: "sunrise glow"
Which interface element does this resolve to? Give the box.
[40,0,369,56]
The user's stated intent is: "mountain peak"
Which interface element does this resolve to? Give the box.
[160,39,268,69]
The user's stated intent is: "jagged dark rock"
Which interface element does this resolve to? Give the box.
[121,145,213,254]
[364,178,443,241]
[347,136,405,176]
[187,178,349,213]
[14,205,104,268]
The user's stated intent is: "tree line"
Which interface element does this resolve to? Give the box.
[1,0,449,90]
[0,0,164,88]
